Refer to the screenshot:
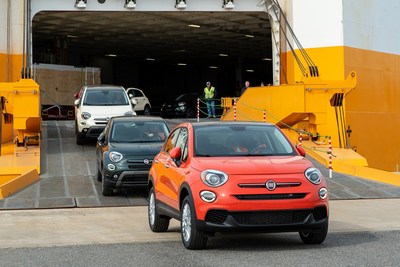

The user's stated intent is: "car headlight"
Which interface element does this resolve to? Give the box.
[109,151,123,162]
[305,167,322,185]
[124,111,134,116]
[81,112,91,120]
[177,102,186,107]
[201,170,228,187]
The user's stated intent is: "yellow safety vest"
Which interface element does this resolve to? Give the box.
[204,86,215,99]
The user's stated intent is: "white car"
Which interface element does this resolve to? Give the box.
[126,88,151,115]
[74,85,136,145]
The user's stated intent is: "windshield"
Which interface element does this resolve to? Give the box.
[194,124,295,157]
[83,89,129,106]
[110,121,169,143]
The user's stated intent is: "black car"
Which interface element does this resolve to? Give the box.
[160,92,202,118]
[96,116,170,196]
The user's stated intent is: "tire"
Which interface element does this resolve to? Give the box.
[186,108,196,118]
[181,195,208,250]
[76,133,85,145]
[143,105,151,116]
[101,176,113,196]
[96,168,102,182]
[148,187,170,232]
[299,223,328,244]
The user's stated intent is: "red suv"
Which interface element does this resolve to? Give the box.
[148,121,329,249]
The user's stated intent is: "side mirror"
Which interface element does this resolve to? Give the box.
[170,146,182,160]
[296,145,306,157]
[74,92,79,99]
[97,133,106,146]
[74,99,80,106]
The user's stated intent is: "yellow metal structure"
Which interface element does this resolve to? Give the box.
[0,79,41,198]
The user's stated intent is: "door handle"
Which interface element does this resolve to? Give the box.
[165,164,170,168]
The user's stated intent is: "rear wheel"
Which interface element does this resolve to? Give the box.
[299,223,328,244]
[181,195,208,250]
[186,108,196,118]
[148,187,170,232]
[143,105,151,115]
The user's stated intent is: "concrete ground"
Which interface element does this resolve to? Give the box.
[0,198,399,249]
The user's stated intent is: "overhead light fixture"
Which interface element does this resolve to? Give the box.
[74,0,87,9]
[125,0,136,9]
[188,24,201,28]
[223,0,234,9]
[209,66,218,69]
[66,34,79,38]
[219,53,228,57]
[246,69,254,72]
[145,58,155,61]
[105,54,117,57]
[175,0,186,9]
[178,63,187,66]
[262,58,272,61]
[245,34,254,38]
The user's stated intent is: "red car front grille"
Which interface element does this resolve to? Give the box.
[234,193,306,200]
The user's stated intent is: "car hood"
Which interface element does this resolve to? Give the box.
[190,156,313,175]
[109,142,163,156]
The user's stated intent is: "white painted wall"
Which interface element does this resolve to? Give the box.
[31,0,265,16]
[343,0,400,55]
[282,0,343,51]
[0,0,25,54]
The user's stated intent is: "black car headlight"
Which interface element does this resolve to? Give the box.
[305,167,322,185]
[201,170,228,187]
[109,151,123,163]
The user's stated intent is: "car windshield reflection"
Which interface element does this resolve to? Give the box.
[194,125,295,157]
[83,89,129,106]
[111,121,169,143]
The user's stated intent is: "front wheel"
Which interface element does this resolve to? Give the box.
[186,108,196,118]
[181,196,208,250]
[148,187,170,232]
[299,223,328,244]
[101,176,113,196]
[96,168,102,182]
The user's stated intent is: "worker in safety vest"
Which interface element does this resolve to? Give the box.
[204,81,216,118]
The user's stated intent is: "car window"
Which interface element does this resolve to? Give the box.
[83,89,129,106]
[194,124,295,156]
[175,127,188,161]
[164,128,181,153]
[110,121,169,143]
[134,90,144,97]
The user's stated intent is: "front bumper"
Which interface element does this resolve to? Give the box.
[104,170,149,188]
[196,206,328,233]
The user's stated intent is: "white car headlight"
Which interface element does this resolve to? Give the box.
[201,170,228,187]
[305,167,322,185]
[81,112,91,120]
[109,151,123,162]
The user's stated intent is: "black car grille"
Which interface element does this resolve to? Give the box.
[234,193,306,200]
[121,174,148,185]
[127,159,153,171]
[204,207,327,225]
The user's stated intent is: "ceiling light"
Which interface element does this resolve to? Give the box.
[175,0,186,9]
[223,0,234,9]
[188,24,201,28]
[209,66,218,69]
[245,34,254,38]
[262,58,272,61]
[246,69,254,72]
[105,54,117,57]
[178,63,187,66]
[145,58,155,61]
[125,0,136,9]
[66,34,79,38]
[219,53,228,57]
[74,0,87,9]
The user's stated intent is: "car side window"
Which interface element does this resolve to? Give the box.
[175,127,188,162]
[164,128,180,153]
[135,90,144,97]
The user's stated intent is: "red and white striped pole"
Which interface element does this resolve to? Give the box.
[233,98,237,121]
[263,110,266,122]
[328,136,332,178]
[298,131,302,146]
[197,98,200,122]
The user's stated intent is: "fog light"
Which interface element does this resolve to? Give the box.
[107,164,116,171]
[319,187,328,199]
[113,174,118,179]
[200,191,216,203]
[80,121,86,126]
